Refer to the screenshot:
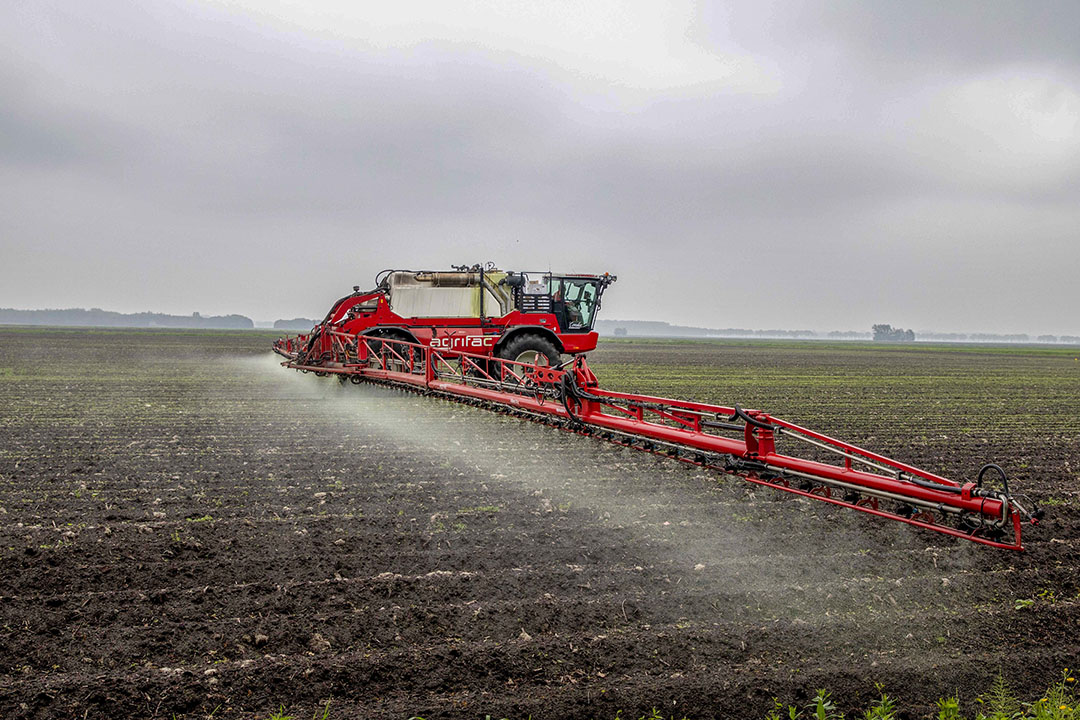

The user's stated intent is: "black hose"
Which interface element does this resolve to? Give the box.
[976,463,1011,497]
[560,374,583,424]
[298,327,321,364]
[731,404,774,430]
[375,268,410,287]
[560,371,605,425]
[560,383,579,423]
[904,474,963,495]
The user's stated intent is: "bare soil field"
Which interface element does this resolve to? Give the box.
[0,329,1077,719]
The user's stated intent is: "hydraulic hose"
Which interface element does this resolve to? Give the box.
[560,371,604,426]
[904,474,963,495]
[300,327,322,364]
[977,463,1011,497]
[731,404,775,430]
[560,374,584,424]
[375,268,411,288]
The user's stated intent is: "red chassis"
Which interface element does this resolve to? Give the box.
[274,335,1043,551]
[329,291,600,355]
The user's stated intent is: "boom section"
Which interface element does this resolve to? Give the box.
[273,333,1041,551]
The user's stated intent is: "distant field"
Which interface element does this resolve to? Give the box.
[0,328,1077,719]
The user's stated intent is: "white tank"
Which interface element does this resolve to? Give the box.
[386,271,511,318]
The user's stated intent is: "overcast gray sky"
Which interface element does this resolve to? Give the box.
[2,1,1079,333]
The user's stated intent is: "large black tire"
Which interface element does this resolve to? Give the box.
[364,330,415,371]
[498,334,561,367]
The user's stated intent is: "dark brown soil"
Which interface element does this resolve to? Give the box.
[0,329,1077,719]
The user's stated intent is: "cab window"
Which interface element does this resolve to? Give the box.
[550,278,599,331]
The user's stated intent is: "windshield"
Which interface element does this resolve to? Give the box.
[551,277,600,331]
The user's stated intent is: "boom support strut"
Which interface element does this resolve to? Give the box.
[274,333,1042,550]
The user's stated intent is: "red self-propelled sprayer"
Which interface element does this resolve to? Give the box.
[274,264,1044,550]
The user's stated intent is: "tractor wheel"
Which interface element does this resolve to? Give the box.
[498,334,561,367]
[365,331,414,372]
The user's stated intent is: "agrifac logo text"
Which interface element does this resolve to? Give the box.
[430,335,496,350]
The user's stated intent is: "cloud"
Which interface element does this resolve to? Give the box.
[906,70,1080,191]
[1,1,1079,334]
[205,0,782,95]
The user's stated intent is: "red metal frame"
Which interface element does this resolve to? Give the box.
[274,335,1040,551]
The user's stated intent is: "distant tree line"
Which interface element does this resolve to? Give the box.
[595,320,823,339]
[0,308,253,329]
[872,324,915,342]
[970,333,1031,343]
[917,331,1080,344]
